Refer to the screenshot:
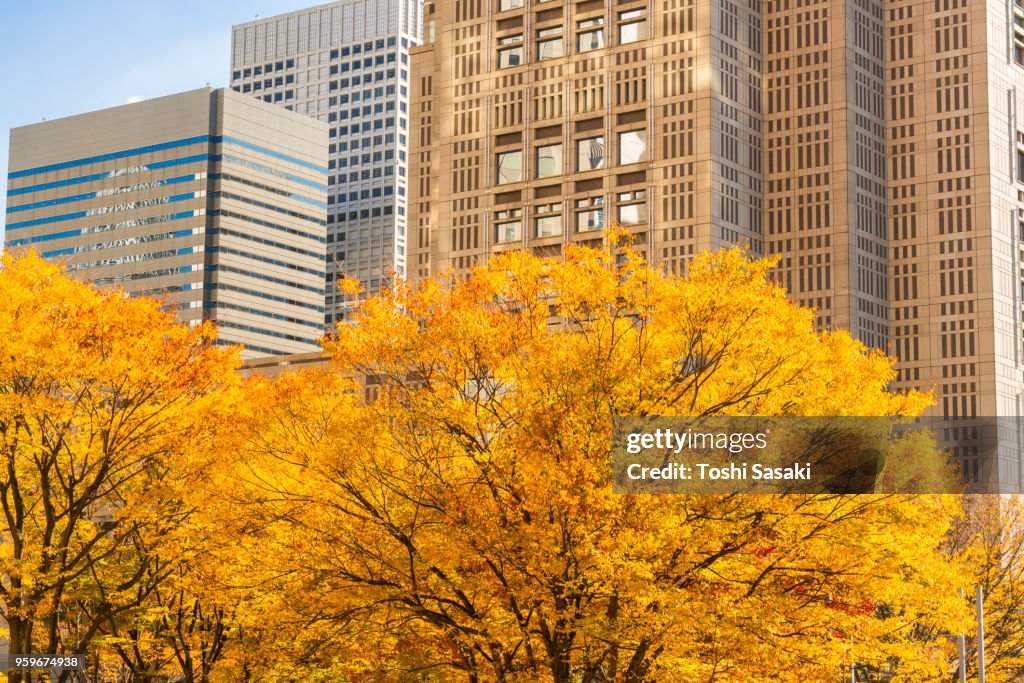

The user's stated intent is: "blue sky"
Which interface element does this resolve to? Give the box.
[0,0,322,244]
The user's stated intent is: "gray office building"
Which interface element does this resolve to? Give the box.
[230,0,422,325]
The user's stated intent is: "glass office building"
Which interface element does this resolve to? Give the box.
[5,87,329,358]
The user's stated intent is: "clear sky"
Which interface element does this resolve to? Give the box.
[0,0,325,245]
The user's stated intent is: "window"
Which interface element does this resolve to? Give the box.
[1014,10,1024,65]
[496,151,523,184]
[498,35,523,68]
[575,196,604,232]
[535,203,563,237]
[499,0,524,9]
[618,9,648,44]
[536,143,562,178]
[617,190,647,225]
[577,136,605,171]
[618,129,647,164]
[495,208,523,242]
[577,17,605,52]
[537,27,564,60]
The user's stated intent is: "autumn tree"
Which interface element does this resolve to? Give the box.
[233,244,967,682]
[0,251,238,683]
[940,496,1024,682]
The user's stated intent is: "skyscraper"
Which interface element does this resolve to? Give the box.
[886,0,1024,487]
[411,0,764,282]
[4,87,329,359]
[230,0,422,325]
[409,0,1024,490]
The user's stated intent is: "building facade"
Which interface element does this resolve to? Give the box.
[411,0,756,280]
[5,87,329,359]
[230,0,422,325]
[409,0,887,345]
[410,0,1024,490]
[886,0,1024,488]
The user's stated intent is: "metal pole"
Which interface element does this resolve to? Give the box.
[958,633,967,683]
[959,587,967,683]
[977,585,986,683]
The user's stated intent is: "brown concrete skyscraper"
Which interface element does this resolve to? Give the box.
[763,0,889,349]
[410,0,1024,489]
[409,0,885,345]
[886,0,1024,486]
[410,0,763,280]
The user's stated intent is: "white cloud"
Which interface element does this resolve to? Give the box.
[126,95,144,104]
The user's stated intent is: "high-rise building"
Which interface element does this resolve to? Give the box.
[410,0,764,282]
[410,0,887,340]
[886,0,1024,488]
[230,0,422,325]
[409,0,1024,491]
[4,87,329,359]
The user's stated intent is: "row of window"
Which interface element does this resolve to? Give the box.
[496,10,647,68]
[204,300,323,330]
[494,191,648,242]
[495,130,646,184]
[330,133,397,154]
[62,246,197,274]
[328,52,405,75]
[41,227,197,259]
[236,79,294,95]
[329,120,407,137]
[331,127,407,146]
[332,185,396,204]
[337,89,405,105]
[7,192,198,231]
[233,59,296,81]
[210,281,325,314]
[8,172,201,214]
[208,263,325,296]
[329,37,408,59]
[328,166,400,186]
[332,204,400,223]
[331,150,404,169]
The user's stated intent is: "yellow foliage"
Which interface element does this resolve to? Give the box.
[229,244,968,681]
